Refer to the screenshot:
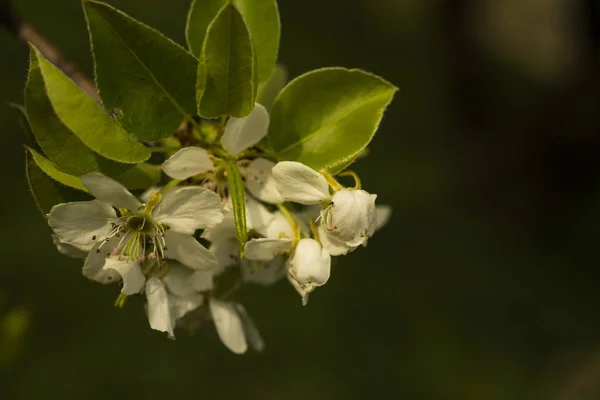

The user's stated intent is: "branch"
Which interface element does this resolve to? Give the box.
[0,0,100,102]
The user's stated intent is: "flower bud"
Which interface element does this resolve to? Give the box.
[287,238,331,305]
[322,189,377,247]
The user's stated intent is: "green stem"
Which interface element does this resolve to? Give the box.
[337,170,362,190]
[321,171,343,192]
[160,179,181,194]
[277,203,300,244]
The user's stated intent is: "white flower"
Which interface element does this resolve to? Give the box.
[287,238,331,306]
[319,203,392,255]
[209,299,264,354]
[321,189,377,247]
[161,104,282,204]
[272,161,383,249]
[48,173,223,289]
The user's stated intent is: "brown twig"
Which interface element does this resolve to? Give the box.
[0,0,100,102]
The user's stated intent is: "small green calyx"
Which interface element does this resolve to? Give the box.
[126,213,156,233]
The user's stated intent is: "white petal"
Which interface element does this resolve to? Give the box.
[255,211,294,239]
[272,161,331,204]
[244,238,292,261]
[154,186,224,234]
[146,277,174,338]
[243,158,283,204]
[289,238,331,287]
[162,147,214,180]
[375,205,392,231]
[209,237,240,273]
[162,264,196,297]
[164,230,218,269]
[245,195,274,231]
[318,225,352,256]
[235,304,264,352]
[169,293,204,323]
[52,234,91,259]
[287,272,310,306]
[221,103,269,156]
[48,200,117,246]
[201,212,236,242]
[241,256,286,286]
[209,299,247,354]
[190,269,214,292]
[103,257,146,295]
[81,172,141,211]
[326,190,377,247]
[82,241,121,284]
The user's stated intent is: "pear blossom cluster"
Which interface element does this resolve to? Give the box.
[47,103,390,354]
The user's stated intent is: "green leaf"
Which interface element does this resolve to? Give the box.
[26,147,87,192]
[84,0,198,141]
[186,0,280,82]
[7,102,38,151]
[196,3,257,118]
[31,45,150,164]
[257,64,287,112]
[268,68,397,173]
[185,0,225,56]
[225,160,247,255]
[25,49,130,177]
[25,150,90,216]
[115,163,162,190]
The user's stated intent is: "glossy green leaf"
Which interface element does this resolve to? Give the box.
[31,45,150,164]
[186,0,280,82]
[268,68,397,173]
[257,64,287,112]
[84,0,198,140]
[26,147,87,192]
[225,160,247,255]
[196,3,257,118]
[25,150,90,216]
[25,49,130,177]
[115,163,162,190]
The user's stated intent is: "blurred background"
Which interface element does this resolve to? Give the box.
[1,0,600,399]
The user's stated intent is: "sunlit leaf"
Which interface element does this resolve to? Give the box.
[268,68,397,173]
[31,45,150,164]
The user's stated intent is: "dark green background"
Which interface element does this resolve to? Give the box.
[2,1,600,399]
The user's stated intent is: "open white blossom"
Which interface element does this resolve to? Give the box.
[48,173,223,291]
[272,161,383,250]
[287,238,331,306]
